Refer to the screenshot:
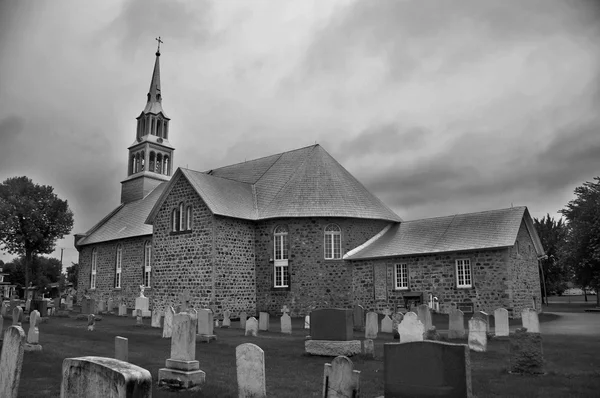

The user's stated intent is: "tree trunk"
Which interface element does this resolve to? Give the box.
[25,249,32,294]
[596,292,599,308]
[584,289,588,302]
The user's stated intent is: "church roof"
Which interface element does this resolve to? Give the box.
[147,144,401,223]
[344,206,544,260]
[76,183,167,246]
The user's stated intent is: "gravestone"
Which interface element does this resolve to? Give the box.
[197,309,216,342]
[115,336,128,362]
[417,304,432,332]
[353,304,365,331]
[509,328,544,374]
[118,304,127,317]
[322,356,361,398]
[158,312,206,389]
[25,299,31,313]
[280,306,292,334]
[448,308,466,339]
[258,312,270,331]
[381,315,393,334]
[82,298,96,315]
[61,356,152,398]
[1,303,7,317]
[12,307,23,327]
[310,309,353,341]
[236,343,266,398]
[305,315,310,329]
[188,308,198,333]
[494,308,509,337]
[88,314,96,332]
[162,306,175,338]
[384,341,472,398]
[25,310,42,351]
[98,300,106,314]
[134,287,151,318]
[391,312,404,339]
[521,308,540,333]
[179,290,191,313]
[472,311,490,333]
[136,309,143,325]
[239,312,247,329]
[468,318,487,352]
[222,310,231,328]
[398,312,424,343]
[107,299,113,313]
[151,310,163,328]
[245,317,258,337]
[365,311,378,339]
[0,326,26,398]
[363,339,374,358]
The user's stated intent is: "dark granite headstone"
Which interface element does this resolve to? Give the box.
[353,305,365,330]
[310,309,353,341]
[384,341,472,398]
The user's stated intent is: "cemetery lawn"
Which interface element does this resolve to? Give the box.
[9,312,600,398]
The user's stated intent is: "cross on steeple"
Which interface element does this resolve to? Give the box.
[155,36,163,55]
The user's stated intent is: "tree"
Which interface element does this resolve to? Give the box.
[66,262,78,288]
[560,177,600,306]
[0,176,74,289]
[534,215,568,297]
[3,255,63,297]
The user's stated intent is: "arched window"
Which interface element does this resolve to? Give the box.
[156,153,163,174]
[179,202,185,231]
[91,248,97,289]
[163,155,169,176]
[135,153,140,173]
[149,152,155,172]
[143,241,152,288]
[115,245,122,289]
[130,155,135,175]
[140,151,145,171]
[274,225,289,288]
[324,224,342,259]
[186,205,192,230]
[151,118,155,135]
[172,208,179,232]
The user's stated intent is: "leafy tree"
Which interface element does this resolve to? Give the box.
[534,215,568,297]
[0,176,74,289]
[3,255,63,297]
[560,177,600,306]
[66,262,78,288]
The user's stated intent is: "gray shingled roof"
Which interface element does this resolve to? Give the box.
[345,206,544,260]
[76,183,167,246]
[147,144,401,223]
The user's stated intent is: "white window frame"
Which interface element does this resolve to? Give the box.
[394,263,409,290]
[186,205,192,230]
[115,245,122,289]
[172,209,178,232]
[324,224,342,259]
[274,225,289,288]
[179,202,185,232]
[144,241,152,288]
[455,258,472,288]
[91,248,97,289]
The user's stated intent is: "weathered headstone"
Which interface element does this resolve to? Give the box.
[398,312,424,343]
[258,312,270,331]
[468,318,487,352]
[245,317,258,337]
[106,299,114,313]
[136,309,143,326]
[417,304,432,332]
[118,304,127,317]
[0,326,26,398]
[322,356,361,398]
[25,299,31,313]
[98,300,106,314]
[115,336,128,362]
[391,312,404,339]
[197,308,216,342]
[305,315,310,329]
[353,304,365,330]
[12,307,22,327]
[509,328,544,374]
[162,306,175,338]
[239,312,247,330]
[188,308,198,333]
[158,312,206,389]
[384,341,472,398]
[494,308,509,337]
[280,306,292,334]
[236,343,266,398]
[151,310,162,328]
[222,310,231,328]
[365,311,378,339]
[363,339,374,358]
[87,314,96,332]
[448,308,466,339]
[61,356,152,397]
[381,315,393,334]
[521,308,540,333]
[25,310,42,351]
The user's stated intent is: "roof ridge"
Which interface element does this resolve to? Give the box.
[184,168,254,186]
[403,206,526,223]
[209,144,318,173]
[254,152,284,185]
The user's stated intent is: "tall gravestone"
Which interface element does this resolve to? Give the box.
[322,356,361,398]
[258,312,270,331]
[381,313,393,334]
[151,310,163,328]
[365,312,378,339]
[25,310,42,351]
[280,307,292,334]
[163,306,175,338]
[239,312,247,330]
[384,341,472,398]
[115,336,128,362]
[0,326,26,398]
[468,318,487,352]
[306,309,361,357]
[236,343,266,398]
[353,305,365,331]
[398,312,424,343]
[448,308,466,339]
[245,317,258,337]
[521,308,540,333]
[118,304,127,317]
[12,307,22,327]
[494,308,509,337]
[222,310,231,328]
[197,309,216,342]
[472,311,490,333]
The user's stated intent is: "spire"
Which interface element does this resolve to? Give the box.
[143,37,166,116]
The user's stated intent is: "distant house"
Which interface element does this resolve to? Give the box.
[75,48,544,318]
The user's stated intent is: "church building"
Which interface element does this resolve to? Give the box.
[75,47,544,319]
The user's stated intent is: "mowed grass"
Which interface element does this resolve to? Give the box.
[6,311,599,398]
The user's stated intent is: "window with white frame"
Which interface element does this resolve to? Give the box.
[455,258,472,288]
[115,245,122,288]
[172,208,179,232]
[324,224,341,259]
[143,241,152,288]
[179,202,184,231]
[91,248,97,289]
[394,263,409,290]
[274,225,289,287]
[186,205,192,230]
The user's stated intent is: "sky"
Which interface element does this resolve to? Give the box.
[1,0,599,269]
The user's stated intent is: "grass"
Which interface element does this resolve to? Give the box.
[7,310,600,397]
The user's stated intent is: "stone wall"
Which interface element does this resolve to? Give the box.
[507,220,542,315]
[255,218,391,316]
[76,236,151,308]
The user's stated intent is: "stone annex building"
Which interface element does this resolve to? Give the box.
[75,48,544,319]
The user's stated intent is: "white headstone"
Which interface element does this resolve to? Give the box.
[245,317,258,337]
[170,313,197,362]
[398,312,424,343]
[494,308,509,337]
[304,315,310,330]
[521,308,540,333]
[468,318,487,352]
[417,304,432,331]
[27,310,40,344]
[197,309,215,337]
[223,310,231,328]
[12,307,22,326]
[151,310,163,328]
[0,326,26,398]
[322,356,361,398]
[381,315,393,334]
[236,343,266,398]
[365,312,378,339]
[239,312,247,329]
[162,306,175,338]
[115,336,128,362]
[448,308,466,339]
[118,304,127,317]
[258,312,269,331]
[281,313,292,334]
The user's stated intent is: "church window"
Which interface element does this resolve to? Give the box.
[172,208,179,232]
[115,245,122,289]
[140,151,145,171]
[274,225,289,288]
[151,118,155,135]
[186,205,192,230]
[455,259,472,288]
[156,153,163,174]
[149,152,155,172]
[91,248,97,289]
[135,153,140,173]
[179,202,185,230]
[324,224,341,259]
[394,263,409,290]
[157,119,162,138]
[143,241,152,288]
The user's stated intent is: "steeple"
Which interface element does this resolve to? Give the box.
[121,38,175,204]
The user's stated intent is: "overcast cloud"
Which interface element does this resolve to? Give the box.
[1,0,599,267]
